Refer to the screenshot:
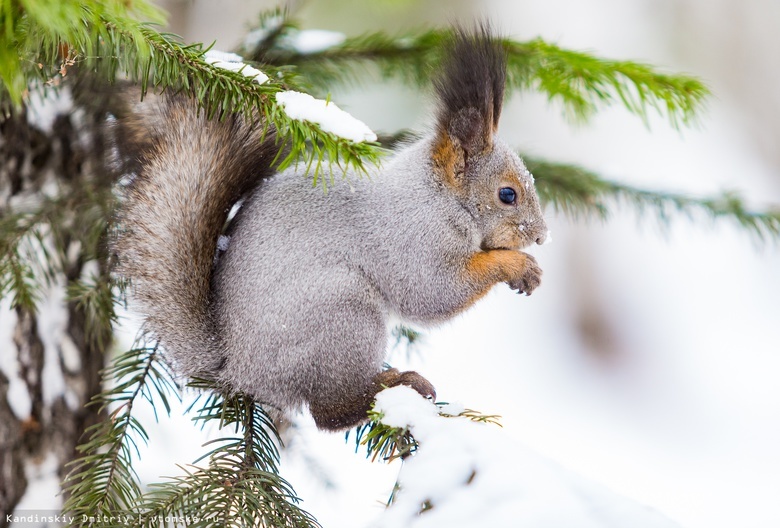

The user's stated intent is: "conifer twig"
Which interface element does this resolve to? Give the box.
[0,0,164,105]
[259,28,708,128]
[528,158,780,241]
[0,179,115,312]
[62,345,177,521]
[2,1,382,180]
[350,401,502,463]
[135,381,319,528]
[97,20,382,179]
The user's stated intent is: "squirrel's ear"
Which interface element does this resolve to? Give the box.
[433,25,506,156]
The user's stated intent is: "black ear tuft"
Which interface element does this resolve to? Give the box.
[434,24,507,153]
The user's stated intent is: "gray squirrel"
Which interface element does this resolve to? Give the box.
[113,28,548,431]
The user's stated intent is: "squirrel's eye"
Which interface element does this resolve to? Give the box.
[498,187,517,205]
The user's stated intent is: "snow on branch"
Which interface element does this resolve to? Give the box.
[276,90,377,143]
[203,50,269,84]
[372,386,679,528]
[284,29,347,55]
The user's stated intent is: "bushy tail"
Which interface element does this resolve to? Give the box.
[112,92,278,377]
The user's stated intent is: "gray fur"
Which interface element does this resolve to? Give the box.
[212,133,547,423]
[113,29,548,431]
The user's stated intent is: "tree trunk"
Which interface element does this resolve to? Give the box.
[0,81,117,524]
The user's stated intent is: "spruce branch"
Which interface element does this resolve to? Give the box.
[1,179,115,311]
[62,345,177,522]
[94,20,382,179]
[135,382,319,528]
[527,157,780,241]
[0,209,47,310]
[505,39,709,126]
[242,7,297,59]
[2,2,381,180]
[390,325,423,351]
[0,250,39,310]
[247,28,442,89]
[256,27,708,128]
[0,0,164,106]
[350,401,502,463]
[349,417,417,463]
[0,201,60,309]
[67,274,118,351]
[350,400,503,509]
[0,220,65,311]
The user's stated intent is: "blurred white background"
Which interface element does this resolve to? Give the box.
[148,1,780,527]
[8,1,778,527]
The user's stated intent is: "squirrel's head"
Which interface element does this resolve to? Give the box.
[430,26,548,250]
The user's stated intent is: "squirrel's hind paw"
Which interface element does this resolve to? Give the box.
[376,368,436,401]
[397,371,436,401]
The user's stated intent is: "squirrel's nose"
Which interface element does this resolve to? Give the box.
[535,229,551,246]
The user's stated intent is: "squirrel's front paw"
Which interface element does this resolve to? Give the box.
[508,252,542,296]
[375,368,436,400]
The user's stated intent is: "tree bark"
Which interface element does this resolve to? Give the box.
[0,79,117,524]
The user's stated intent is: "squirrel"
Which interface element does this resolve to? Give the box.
[112,27,548,431]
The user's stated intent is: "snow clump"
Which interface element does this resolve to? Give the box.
[204,50,268,84]
[275,90,377,143]
[373,386,679,528]
[285,29,346,54]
